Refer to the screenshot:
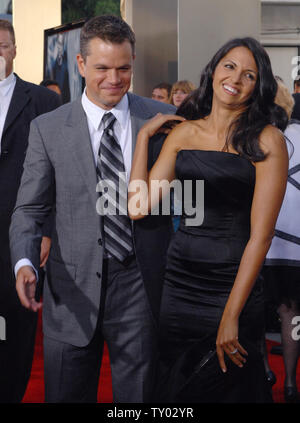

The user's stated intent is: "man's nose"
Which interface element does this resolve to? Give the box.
[108,69,121,84]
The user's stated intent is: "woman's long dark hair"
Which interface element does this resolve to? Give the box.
[177,37,288,162]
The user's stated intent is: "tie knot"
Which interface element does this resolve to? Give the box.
[102,112,116,130]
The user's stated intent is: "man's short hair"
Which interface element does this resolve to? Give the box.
[80,15,135,60]
[40,79,60,88]
[152,82,172,97]
[294,78,300,89]
[0,19,15,44]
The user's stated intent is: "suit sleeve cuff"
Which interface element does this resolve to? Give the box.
[14,259,39,282]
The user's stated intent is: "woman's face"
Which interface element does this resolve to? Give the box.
[172,89,188,107]
[212,46,258,109]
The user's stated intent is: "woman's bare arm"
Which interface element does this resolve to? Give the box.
[128,114,186,219]
[216,125,289,371]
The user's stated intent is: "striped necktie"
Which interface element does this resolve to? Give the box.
[97,112,133,262]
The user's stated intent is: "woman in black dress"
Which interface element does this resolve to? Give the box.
[129,37,288,402]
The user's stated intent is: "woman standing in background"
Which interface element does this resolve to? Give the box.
[264,79,300,403]
[169,80,196,107]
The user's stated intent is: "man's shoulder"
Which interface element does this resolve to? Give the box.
[128,92,176,115]
[32,99,80,127]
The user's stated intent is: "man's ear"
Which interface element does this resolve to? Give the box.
[76,53,85,78]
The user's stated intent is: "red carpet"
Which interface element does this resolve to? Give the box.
[22,310,299,403]
[22,310,113,403]
[267,339,300,403]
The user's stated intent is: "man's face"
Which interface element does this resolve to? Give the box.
[0,29,16,78]
[151,88,169,103]
[294,83,300,94]
[77,38,134,110]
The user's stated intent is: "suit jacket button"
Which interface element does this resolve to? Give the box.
[96,272,101,278]
[98,238,102,246]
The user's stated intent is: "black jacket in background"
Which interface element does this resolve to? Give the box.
[0,74,61,264]
[0,74,61,403]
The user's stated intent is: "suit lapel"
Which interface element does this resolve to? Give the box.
[61,94,152,205]
[62,99,99,206]
[2,75,30,137]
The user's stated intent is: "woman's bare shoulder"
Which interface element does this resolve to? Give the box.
[164,119,204,149]
[259,124,286,155]
[170,119,201,134]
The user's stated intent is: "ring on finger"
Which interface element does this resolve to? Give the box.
[229,348,238,355]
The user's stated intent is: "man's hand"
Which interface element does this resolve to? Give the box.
[16,266,42,312]
[40,236,51,267]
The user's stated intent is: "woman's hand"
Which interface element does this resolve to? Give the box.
[139,113,185,139]
[216,315,248,373]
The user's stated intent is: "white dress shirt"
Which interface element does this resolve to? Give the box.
[0,72,16,154]
[15,90,134,278]
[81,89,132,183]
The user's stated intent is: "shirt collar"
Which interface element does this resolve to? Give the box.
[0,72,16,97]
[81,89,129,131]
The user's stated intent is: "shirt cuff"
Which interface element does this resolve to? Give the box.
[14,259,39,282]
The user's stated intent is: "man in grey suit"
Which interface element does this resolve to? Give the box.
[10,15,175,402]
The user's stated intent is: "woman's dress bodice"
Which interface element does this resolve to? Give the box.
[174,150,255,263]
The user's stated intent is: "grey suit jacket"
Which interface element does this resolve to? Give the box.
[9,93,175,346]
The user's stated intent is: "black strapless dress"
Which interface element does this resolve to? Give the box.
[157,150,272,403]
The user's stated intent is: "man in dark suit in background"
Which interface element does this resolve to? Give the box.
[0,19,61,403]
[10,15,175,403]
